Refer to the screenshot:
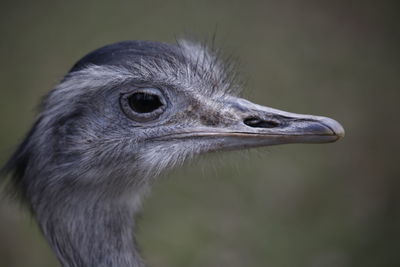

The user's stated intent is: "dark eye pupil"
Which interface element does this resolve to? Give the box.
[128,93,163,113]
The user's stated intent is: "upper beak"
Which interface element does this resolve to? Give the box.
[220,97,345,147]
[154,97,345,151]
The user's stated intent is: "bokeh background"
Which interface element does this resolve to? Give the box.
[0,0,399,266]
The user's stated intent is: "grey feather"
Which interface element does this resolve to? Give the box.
[1,38,344,267]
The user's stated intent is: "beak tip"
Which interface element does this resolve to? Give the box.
[321,117,345,140]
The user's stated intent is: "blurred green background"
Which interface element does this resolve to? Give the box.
[0,0,399,266]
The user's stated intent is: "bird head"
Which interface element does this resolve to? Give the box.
[4,40,344,203]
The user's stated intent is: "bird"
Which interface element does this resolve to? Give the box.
[1,39,344,267]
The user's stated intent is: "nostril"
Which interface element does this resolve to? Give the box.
[243,116,280,128]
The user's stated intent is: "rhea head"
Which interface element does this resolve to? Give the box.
[3,40,344,267]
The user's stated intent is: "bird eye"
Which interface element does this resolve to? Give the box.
[120,88,167,122]
[128,92,163,113]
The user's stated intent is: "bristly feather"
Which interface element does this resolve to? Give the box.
[176,38,243,96]
[1,118,42,205]
[0,39,246,267]
[0,38,243,205]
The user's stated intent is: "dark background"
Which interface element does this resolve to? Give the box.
[0,0,399,266]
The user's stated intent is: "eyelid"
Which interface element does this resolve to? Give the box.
[121,87,167,103]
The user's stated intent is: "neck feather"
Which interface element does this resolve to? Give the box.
[35,190,146,267]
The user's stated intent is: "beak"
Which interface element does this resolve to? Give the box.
[154,97,345,151]
[217,97,345,148]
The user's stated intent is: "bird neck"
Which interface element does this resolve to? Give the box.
[37,191,146,267]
